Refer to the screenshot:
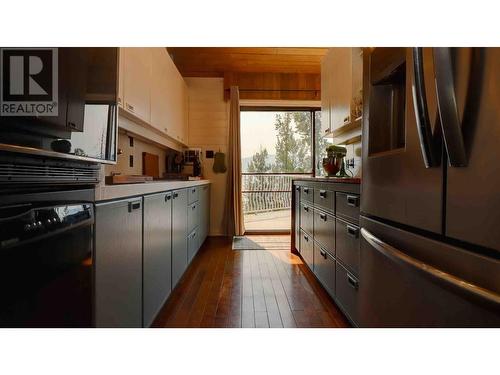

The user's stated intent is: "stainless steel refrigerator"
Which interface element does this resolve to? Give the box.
[359,47,500,327]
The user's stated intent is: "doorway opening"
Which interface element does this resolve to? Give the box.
[240,107,320,233]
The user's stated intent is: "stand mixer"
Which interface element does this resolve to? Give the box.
[322,145,352,178]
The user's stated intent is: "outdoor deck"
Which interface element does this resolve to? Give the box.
[244,209,291,231]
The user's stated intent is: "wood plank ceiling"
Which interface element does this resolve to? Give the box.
[166,47,328,100]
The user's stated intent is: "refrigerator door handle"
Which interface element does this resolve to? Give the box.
[411,47,440,168]
[360,228,500,307]
[433,47,468,167]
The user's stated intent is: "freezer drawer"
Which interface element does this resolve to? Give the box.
[188,186,199,205]
[359,216,500,327]
[300,185,314,203]
[300,202,313,236]
[314,188,334,213]
[313,208,335,255]
[336,192,360,224]
[335,262,360,325]
[313,242,335,297]
[336,218,360,276]
[300,230,314,271]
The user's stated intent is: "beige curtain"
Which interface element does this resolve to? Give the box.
[223,86,245,236]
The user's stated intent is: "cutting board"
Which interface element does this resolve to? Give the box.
[142,152,160,179]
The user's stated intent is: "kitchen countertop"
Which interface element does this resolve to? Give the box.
[292,176,361,184]
[95,179,211,202]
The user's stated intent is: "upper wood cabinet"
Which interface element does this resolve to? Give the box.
[121,48,152,124]
[151,48,171,135]
[119,48,188,146]
[162,54,188,144]
[330,48,353,131]
[321,48,363,135]
[320,51,332,135]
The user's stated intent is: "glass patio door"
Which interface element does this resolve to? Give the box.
[240,108,319,233]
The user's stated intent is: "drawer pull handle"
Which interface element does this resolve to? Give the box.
[296,186,301,192]
[303,206,309,212]
[347,195,359,207]
[319,190,327,198]
[347,224,359,238]
[320,249,327,259]
[192,189,196,193]
[173,192,179,199]
[319,213,327,221]
[128,201,141,212]
[192,205,196,210]
[165,194,172,201]
[303,235,309,242]
[303,187,309,194]
[347,273,359,290]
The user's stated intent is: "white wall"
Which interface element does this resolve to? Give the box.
[105,129,168,177]
[186,78,229,236]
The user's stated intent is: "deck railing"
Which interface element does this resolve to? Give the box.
[242,173,312,214]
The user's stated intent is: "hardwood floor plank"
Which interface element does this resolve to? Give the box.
[250,251,267,313]
[257,251,283,328]
[265,251,297,328]
[255,311,270,328]
[241,251,255,328]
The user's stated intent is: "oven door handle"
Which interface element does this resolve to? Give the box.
[411,47,440,168]
[361,228,500,308]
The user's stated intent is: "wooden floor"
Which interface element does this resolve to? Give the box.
[153,236,350,328]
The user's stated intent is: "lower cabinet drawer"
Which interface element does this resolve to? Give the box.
[300,230,314,270]
[314,188,334,213]
[313,208,335,255]
[313,242,335,297]
[188,186,199,204]
[335,218,360,276]
[300,202,313,236]
[335,262,360,325]
[336,192,360,224]
[300,185,314,203]
[187,202,199,233]
[188,228,199,263]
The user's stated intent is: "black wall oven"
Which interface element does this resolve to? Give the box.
[0,188,94,327]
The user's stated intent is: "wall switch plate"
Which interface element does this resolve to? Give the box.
[206,150,214,159]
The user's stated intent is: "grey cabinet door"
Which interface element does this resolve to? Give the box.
[95,198,143,328]
[199,184,210,245]
[187,228,199,263]
[143,192,172,327]
[171,189,188,287]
